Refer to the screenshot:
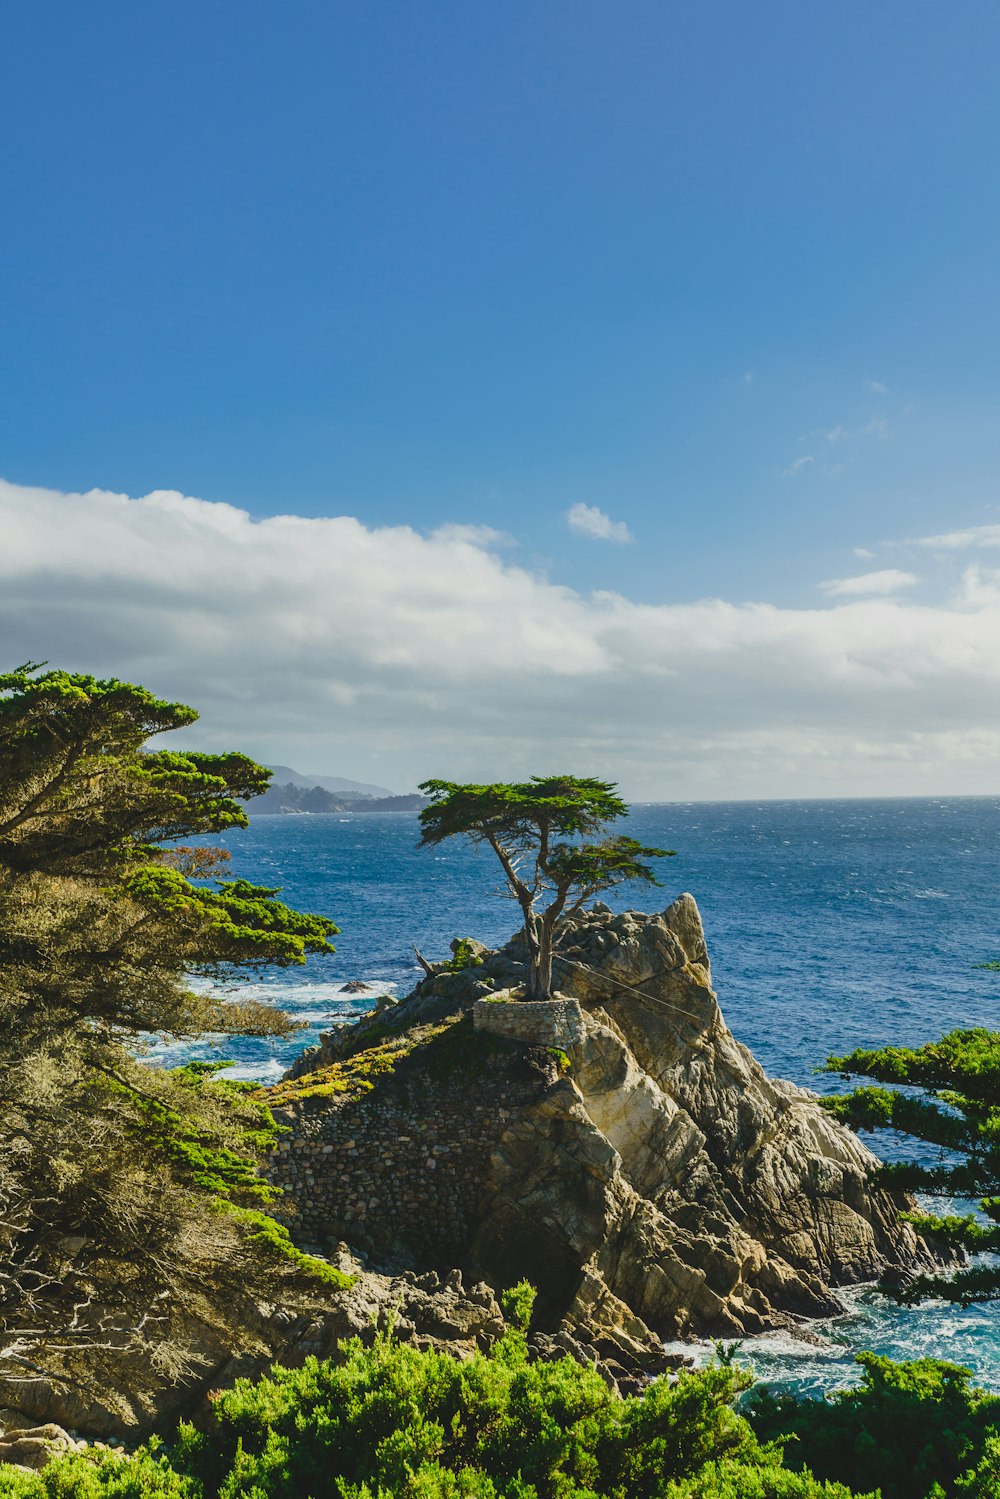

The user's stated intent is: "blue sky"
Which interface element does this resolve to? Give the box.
[3,4,1000,794]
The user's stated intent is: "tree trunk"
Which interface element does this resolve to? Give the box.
[525,920,554,1000]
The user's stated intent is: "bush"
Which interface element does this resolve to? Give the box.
[11,1342,1000,1498]
[174,1329,863,1499]
[499,1280,536,1332]
[747,1353,1000,1499]
[0,1444,196,1497]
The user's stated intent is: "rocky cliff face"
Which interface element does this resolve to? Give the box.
[271,896,937,1357]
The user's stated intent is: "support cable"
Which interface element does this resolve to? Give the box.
[550,952,710,1028]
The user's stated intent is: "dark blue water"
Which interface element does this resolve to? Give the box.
[160,798,1000,1393]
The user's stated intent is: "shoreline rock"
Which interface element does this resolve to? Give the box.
[267,896,943,1351]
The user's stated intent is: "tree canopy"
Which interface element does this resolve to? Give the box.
[0,665,344,1402]
[823,1027,1000,1304]
[418,775,672,1000]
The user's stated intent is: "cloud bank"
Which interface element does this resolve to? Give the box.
[2,479,1000,799]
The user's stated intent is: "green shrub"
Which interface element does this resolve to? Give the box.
[0,1444,197,1497]
[748,1353,1000,1499]
[499,1280,536,1332]
[9,1343,998,1498]
[446,939,484,973]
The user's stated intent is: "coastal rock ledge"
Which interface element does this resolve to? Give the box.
[269,895,936,1356]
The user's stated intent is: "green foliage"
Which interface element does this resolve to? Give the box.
[446,938,485,972]
[499,1280,536,1332]
[0,1443,199,1496]
[824,1028,1000,1303]
[419,776,633,844]
[120,867,336,970]
[828,1030,1000,1102]
[215,1204,352,1290]
[93,1059,284,1202]
[418,776,673,1000]
[0,666,271,880]
[0,666,344,1396]
[711,1341,744,1370]
[39,1342,1000,1498]
[0,1332,874,1498]
[748,1352,1000,1499]
[265,1039,412,1106]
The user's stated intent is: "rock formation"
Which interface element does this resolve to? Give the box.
[269,896,938,1360]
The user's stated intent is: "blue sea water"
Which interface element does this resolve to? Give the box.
[161,797,1000,1395]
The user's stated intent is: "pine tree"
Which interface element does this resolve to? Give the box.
[0,665,344,1400]
[825,1028,1000,1303]
[418,776,672,1000]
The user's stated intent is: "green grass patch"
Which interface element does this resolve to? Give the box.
[263,1039,413,1106]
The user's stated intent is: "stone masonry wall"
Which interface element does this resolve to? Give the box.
[265,1058,545,1271]
[472,998,586,1049]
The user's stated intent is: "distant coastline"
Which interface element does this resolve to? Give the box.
[253,778,427,816]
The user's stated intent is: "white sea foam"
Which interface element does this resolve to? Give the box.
[143,975,400,1081]
[667,1280,1000,1397]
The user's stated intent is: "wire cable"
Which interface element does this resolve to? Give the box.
[550,952,711,1028]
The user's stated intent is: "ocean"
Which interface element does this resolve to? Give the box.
[159,797,1000,1396]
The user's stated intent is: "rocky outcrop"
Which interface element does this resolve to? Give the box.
[0,1258,515,1441]
[1,897,940,1444]
[468,897,937,1341]
[0,1413,91,1473]
[273,897,939,1350]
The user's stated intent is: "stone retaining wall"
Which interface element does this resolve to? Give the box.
[265,1054,545,1269]
[472,997,587,1050]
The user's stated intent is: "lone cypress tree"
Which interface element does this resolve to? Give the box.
[418,775,672,1000]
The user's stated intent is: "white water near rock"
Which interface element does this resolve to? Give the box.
[669,1280,1000,1397]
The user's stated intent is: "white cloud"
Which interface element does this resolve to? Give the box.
[957,565,1000,607]
[819,569,919,597]
[865,379,888,395]
[865,417,889,437]
[431,523,510,547]
[825,426,846,443]
[565,502,632,544]
[782,455,815,477]
[5,479,1000,798]
[915,523,1000,550]
[853,547,876,560]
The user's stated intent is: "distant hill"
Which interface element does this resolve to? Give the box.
[266,764,396,800]
[253,774,428,816]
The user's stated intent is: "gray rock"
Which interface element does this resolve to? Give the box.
[278,899,941,1348]
[463,902,937,1342]
[0,1422,77,1470]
